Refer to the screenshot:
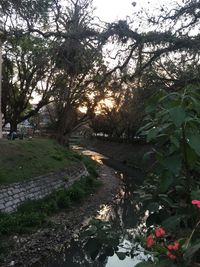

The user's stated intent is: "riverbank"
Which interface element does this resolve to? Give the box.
[81,138,153,171]
[0,138,80,184]
[1,163,121,267]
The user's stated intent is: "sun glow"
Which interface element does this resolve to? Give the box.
[95,98,114,114]
[79,97,114,114]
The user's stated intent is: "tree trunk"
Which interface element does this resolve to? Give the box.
[10,121,18,133]
[57,105,77,146]
[0,42,2,139]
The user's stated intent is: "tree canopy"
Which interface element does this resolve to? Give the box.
[1,0,200,142]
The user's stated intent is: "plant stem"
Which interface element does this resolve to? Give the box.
[185,218,200,249]
[182,125,191,193]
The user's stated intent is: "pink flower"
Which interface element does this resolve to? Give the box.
[167,251,176,260]
[173,242,180,251]
[167,244,174,250]
[167,241,180,251]
[155,227,166,238]
[146,234,155,248]
[192,200,200,208]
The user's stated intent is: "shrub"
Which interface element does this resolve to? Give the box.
[135,86,200,266]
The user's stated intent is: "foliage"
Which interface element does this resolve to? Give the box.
[139,86,200,203]
[90,86,153,141]
[2,35,55,132]
[136,86,200,266]
[2,0,200,145]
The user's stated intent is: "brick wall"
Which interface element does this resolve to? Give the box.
[0,164,88,213]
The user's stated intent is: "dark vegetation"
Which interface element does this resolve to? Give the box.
[1,0,200,145]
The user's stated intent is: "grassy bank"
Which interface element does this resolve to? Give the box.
[0,138,81,184]
[0,175,100,236]
[0,156,99,234]
[0,168,101,262]
[0,138,101,261]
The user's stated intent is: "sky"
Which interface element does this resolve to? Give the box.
[33,0,176,105]
[92,0,171,23]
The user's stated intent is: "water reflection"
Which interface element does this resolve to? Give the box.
[35,148,147,267]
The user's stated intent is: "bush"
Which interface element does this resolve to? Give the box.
[136,86,200,266]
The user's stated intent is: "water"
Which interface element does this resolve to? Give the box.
[35,148,147,267]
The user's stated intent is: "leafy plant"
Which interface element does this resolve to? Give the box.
[136,86,200,266]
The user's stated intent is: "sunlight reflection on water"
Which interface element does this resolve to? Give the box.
[36,148,149,267]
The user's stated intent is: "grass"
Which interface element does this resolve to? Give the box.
[0,138,82,184]
[0,139,100,261]
[0,174,101,236]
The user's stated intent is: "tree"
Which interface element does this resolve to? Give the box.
[48,0,108,145]
[0,0,109,140]
[2,35,55,132]
[2,0,200,142]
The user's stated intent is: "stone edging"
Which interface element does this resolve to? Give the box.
[0,163,88,213]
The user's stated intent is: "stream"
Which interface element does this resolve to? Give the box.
[34,147,147,267]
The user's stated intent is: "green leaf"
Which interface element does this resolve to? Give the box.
[85,225,98,236]
[187,133,200,156]
[188,96,200,115]
[158,194,173,205]
[84,238,101,254]
[168,106,186,127]
[140,193,153,201]
[147,202,160,212]
[159,172,174,192]
[186,144,198,169]
[138,122,154,134]
[143,151,154,162]
[170,136,179,148]
[160,92,180,103]
[146,210,170,227]
[175,185,186,195]
[184,240,200,260]
[147,128,160,142]
[162,154,181,175]
[191,190,200,200]
[115,251,126,260]
[162,215,183,230]
[145,104,157,113]
[105,246,114,257]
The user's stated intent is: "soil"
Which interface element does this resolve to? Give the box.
[1,164,121,267]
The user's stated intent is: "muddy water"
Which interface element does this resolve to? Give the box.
[37,148,147,267]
